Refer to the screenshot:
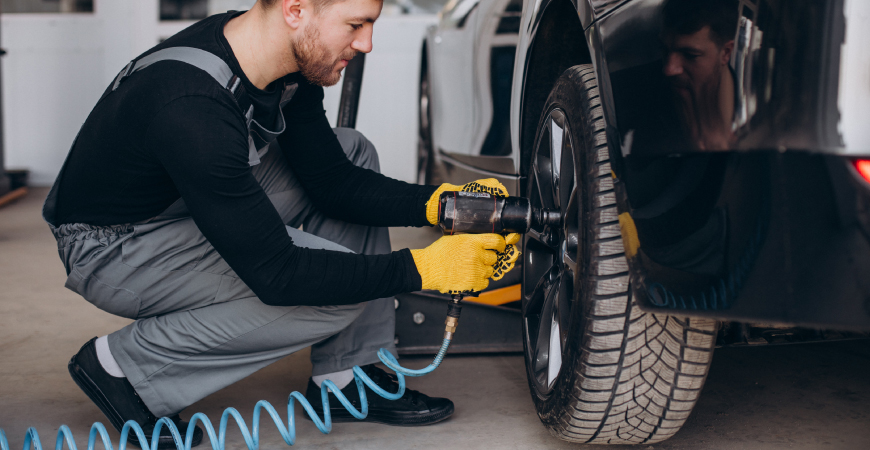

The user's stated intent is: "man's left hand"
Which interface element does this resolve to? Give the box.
[425,178,508,225]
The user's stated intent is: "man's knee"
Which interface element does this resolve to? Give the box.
[333,127,380,173]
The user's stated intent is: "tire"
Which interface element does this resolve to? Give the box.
[521,65,718,445]
[417,60,434,185]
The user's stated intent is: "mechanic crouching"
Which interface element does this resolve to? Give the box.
[41,0,517,447]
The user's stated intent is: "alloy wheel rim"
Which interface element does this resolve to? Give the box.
[522,108,581,396]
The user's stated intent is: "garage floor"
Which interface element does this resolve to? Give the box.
[2,188,869,450]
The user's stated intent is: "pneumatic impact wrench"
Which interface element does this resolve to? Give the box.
[434,190,563,340]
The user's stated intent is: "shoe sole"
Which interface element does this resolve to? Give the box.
[305,403,455,426]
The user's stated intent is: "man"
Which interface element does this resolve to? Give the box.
[662,0,737,151]
[43,0,517,447]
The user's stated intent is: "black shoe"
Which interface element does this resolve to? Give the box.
[68,337,203,449]
[303,364,454,426]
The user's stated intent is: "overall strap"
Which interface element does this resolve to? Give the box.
[44,47,293,227]
[111,46,284,166]
[113,47,239,94]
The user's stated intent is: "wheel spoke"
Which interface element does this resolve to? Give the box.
[526,227,559,252]
[527,165,544,216]
[523,231,556,300]
[533,274,560,379]
[526,228,545,247]
[546,314,562,388]
[523,260,556,317]
[556,128,577,212]
[562,248,577,273]
[523,286,546,321]
[550,117,564,208]
[561,241,578,274]
[556,269,574,349]
[534,128,555,211]
[535,159,553,210]
[562,184,579,272]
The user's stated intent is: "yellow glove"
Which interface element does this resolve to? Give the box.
[411,234,506,293]
[426,178,508,225]
[492,233,521,281]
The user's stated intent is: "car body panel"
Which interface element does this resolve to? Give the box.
[599,0,870,157]
[588,0,870,330]
[426,0,870,330]
[614,150,870,332]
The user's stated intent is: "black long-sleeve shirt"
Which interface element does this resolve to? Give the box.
[53,11,437,307]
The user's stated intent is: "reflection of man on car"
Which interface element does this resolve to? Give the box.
[662,0,738,151]
[618,0,741,281]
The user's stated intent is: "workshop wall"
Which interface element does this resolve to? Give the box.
[1,2,434,185]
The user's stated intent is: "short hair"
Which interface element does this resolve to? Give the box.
[259,0,351,13]
[662,0,739,47]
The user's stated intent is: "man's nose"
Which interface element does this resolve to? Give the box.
[663,53,683,76]
[351,27,373,54]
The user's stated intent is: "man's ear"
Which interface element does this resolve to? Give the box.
[282,0,305,29]
[721,40,735,65]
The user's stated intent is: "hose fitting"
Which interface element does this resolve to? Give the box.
[444,294,464,340]
[444,316,459,340]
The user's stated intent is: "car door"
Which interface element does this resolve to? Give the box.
[429,0,481,157]
[434,0,524,184]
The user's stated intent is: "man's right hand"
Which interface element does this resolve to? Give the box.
[411,234,506,293]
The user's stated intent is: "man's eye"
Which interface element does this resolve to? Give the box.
[351,23,363,30]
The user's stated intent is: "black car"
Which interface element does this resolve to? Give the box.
[419,0,870,444]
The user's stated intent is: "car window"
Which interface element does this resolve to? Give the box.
[496,0,523,34]
[1,0,92,13]
[439,0,481,29]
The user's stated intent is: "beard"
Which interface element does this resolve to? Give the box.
[292,24,356,87]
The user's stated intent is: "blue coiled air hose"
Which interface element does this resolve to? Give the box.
[0,298,464,450]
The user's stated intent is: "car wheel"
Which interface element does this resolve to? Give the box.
[521,64,718,445]
[417,61,434,185]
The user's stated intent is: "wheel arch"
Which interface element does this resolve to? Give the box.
[518,0,592,181]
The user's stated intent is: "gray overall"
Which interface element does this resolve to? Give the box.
[42,48,397,417]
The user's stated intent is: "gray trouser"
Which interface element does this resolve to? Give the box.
[48,128,396,417]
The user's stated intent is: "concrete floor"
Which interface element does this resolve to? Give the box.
[2,188,870,450]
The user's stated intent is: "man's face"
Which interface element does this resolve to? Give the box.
[662,25,736,150]
[662,26,733,94]
[292,0,382,86]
